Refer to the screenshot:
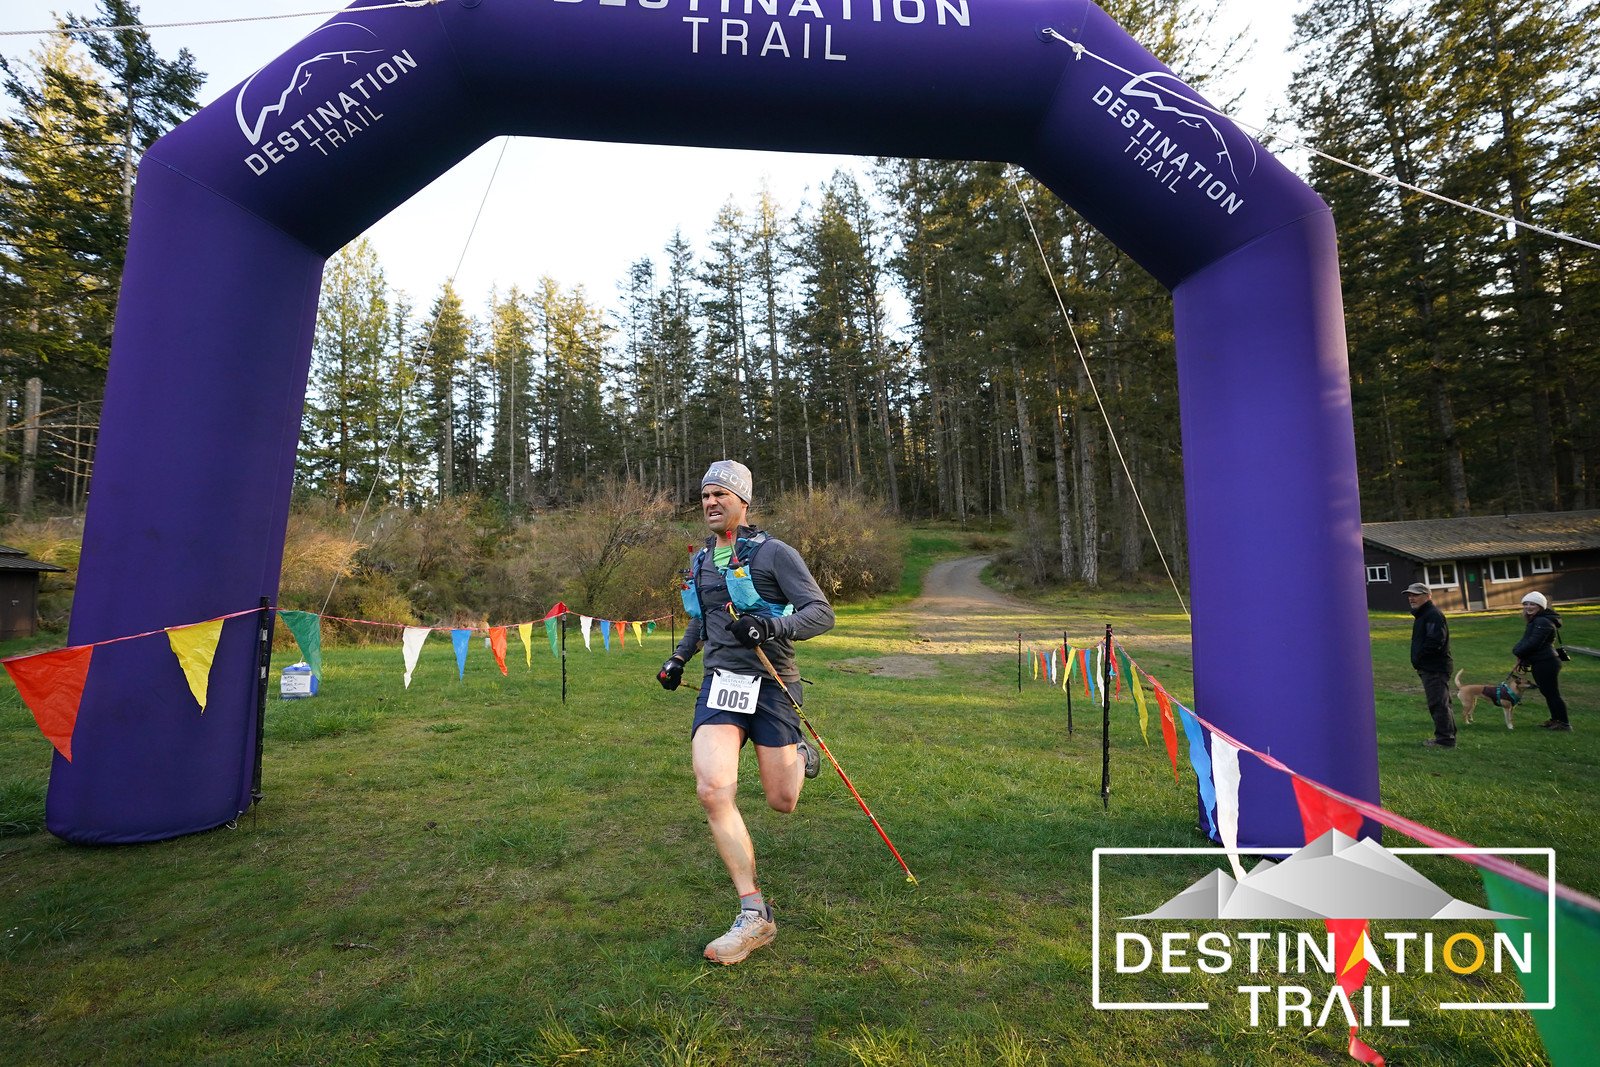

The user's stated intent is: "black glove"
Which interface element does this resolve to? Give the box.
[657,656,684,690]
[732,614,779,649]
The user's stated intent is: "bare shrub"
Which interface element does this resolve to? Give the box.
[764,487,904,601]
[3,516,82,630]
[556,478,690,621]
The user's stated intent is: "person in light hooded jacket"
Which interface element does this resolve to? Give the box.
[1513,591,1570,731]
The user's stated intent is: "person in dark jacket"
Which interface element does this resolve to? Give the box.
[1406,582,1456,747]
[655,460,835,966]
[1513,591,1570,731]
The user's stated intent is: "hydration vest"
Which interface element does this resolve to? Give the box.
[679,532,795,622]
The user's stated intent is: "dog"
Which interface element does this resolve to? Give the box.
[1453,669,1535,729]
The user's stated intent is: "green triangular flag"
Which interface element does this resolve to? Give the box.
[278,610,323,680]
[545,617,559,657]
[1482,869,1600,1066]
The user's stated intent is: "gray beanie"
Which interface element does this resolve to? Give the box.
[701,460,753,504]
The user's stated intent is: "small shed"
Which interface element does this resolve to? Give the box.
[1362,511,1600,613]
[0,544,67,639]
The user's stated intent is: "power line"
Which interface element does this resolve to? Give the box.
[1041,28,1600,255]
[0,1,441,39]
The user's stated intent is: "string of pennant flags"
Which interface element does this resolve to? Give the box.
[1,601,672,764]
[1017,630,1600,1067]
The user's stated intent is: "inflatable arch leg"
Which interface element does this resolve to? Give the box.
[52,0,1379,846]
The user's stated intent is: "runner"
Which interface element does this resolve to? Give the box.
[656,460,834,964]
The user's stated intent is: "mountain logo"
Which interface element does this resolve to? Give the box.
[1125,830,1523,922]
[234,22,385,146]
[1117,70,1259,186]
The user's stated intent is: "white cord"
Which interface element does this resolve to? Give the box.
[319,135,512,616]
[1,1,441,38]
[1007,171,1192,619]
[1041,28,1600,254]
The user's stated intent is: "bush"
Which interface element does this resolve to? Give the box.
[764,488,904,601]
[2,516,82,630]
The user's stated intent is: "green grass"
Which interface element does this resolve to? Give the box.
[0,561,1594,1065]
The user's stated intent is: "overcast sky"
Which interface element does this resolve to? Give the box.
[0,1,1299,315]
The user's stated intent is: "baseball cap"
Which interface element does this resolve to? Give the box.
[1521,591,1548,609]
[701,460,753,504]
[1404,583,1429,596]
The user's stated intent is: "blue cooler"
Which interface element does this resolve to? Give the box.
[280,661,318,699]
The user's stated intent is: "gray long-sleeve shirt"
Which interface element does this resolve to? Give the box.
[672,527,834,682]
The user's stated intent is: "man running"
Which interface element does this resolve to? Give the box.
[656,460,835,965]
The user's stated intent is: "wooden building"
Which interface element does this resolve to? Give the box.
[1362,511,1600,613]
[0,544,66,639]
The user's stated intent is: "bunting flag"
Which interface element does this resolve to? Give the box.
[632,621,643,644]
[601,619,611,651]
[1087,648,1098,699]
[1210,734,1246,882]
[3,645,93,761]
[1063,646,1075,690]
[451,628,471,680]
[402,626,429,688]
[1293,776,1381,1065]
[1152,681,1180,783]
[615,622,626,651]
[646,621,656,635]
[543,603,565,658]
[165,617,226,712]
[1174,703,1217,836]
[1482,872,1598,1067]
[1112,650,1122,695]
[517,622,534,668]
[580,615,593,651]
[1032,650,1039,681]
[1080,648,1091,697]
[488,627,509,676]
[1048,649,1056,685]
[1127,653,1150,745]
[277,610,323,680]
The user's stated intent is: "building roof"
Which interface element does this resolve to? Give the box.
[0,544,66,573]
[1362,511,1600,562]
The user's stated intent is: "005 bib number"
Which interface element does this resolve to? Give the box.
[709,669,761,714]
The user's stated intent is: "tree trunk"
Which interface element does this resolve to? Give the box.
[20,377,41,515]
[1050,368,1076,581]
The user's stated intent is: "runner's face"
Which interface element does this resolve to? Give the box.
[701,486,747,536]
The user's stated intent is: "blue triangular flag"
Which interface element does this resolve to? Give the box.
[451,628,472,680]
[1174,703,1218,837]
[601,619,611,651]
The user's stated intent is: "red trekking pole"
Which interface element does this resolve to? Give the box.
[729,605,918,885]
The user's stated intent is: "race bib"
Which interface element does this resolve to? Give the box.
[709,669,762,715]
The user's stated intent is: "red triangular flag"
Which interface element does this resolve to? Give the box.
[488,626,509,676]
[1079,648,1091,697]
[542,602,567,620]
[3,645,94,762]
[1151,679,1180,783]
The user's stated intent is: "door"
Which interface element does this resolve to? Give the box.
[1464,564,1486,611]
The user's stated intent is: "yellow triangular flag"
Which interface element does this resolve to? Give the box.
[633,621,643,644]
[517,622,534,669]
[1130,664,1150,745]
[166,617,226,712]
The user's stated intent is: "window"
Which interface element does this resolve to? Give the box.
[1425,562,1458,588]
[1489,557,1523,583]
[1531,555,1553,574]
[1366,564,1390,584]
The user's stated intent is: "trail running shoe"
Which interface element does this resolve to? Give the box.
[1422,738,1456,748]
[704,908,776,965]
[1546,721,1572,732]
[798,738,820,779]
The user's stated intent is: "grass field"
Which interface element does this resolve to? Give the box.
[1,532,1594,1065]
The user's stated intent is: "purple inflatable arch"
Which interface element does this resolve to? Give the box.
[52,0,1379,846]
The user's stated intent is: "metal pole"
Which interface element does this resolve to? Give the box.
[1101,623,1113,810]
[251,596,273,806]
[1017,632,1022,693]
[560,610,568,704]
[1064,630,1073,737]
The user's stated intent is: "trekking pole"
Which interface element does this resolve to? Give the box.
[728,605,918,885]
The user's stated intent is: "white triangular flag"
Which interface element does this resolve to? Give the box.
[580,615,593,650]
[402,626,430,689]
[1210,733,1247,882]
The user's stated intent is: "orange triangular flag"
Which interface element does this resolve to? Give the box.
[488,626,509,676]
[166,617,226,712]
[615,622,626,651]
[3,645,94,761]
